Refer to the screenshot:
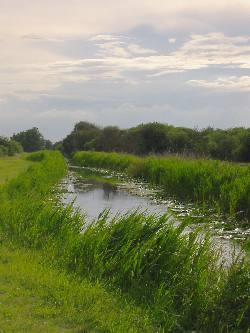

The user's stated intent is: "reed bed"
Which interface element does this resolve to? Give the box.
[74,151,250,221]
[0,151,249,332]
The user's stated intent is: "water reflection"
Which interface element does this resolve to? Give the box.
[60,169,244,266]
[62,173,168,221]
[102,183,117,200]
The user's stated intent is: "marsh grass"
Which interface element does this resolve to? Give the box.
[0,151,249,332]
[73,151,250,221]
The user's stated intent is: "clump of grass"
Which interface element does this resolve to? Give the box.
[74,151,140,171]
[25,150,46,162]
[68,212,220,330]
[76,167,119,186]
[73,151,250,221]
[0,151,249,332]
[65,212,250,332]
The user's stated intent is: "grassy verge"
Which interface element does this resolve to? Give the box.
[0,242,152,333]
[0,151,249,332]
[0,153,152,332]
[73,151,250,221]
[0,154,32,185]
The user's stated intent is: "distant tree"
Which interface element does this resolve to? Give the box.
[168,127,191,153]
[62,121,101,155]
[60,120,250,162]
[53,141,63,151]
[232,129,250,162]
[12,127,45,152]
[0,145,8,157]
[0,136,23,156]
[44,140,53,150]
[8,140,23,156]
[135,123,169,154]
[96,126,123,152]
[207,130,237,160]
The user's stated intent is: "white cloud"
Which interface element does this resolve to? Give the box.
[89,35,122,42]
[91,35,157,58]
[0,32,250,99]
[187,76,250,92]
[49,32,250,80]
[168,38,176,44]
[127,44,157,55]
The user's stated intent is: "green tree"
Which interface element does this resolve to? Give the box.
[96,126,123,152]
[0,136,23,156]
[134,123,169,154]
[62,122,101,155]
[232,129,250,162]
[12,127,46,152]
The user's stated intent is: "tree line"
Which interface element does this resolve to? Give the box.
[59,121,250,162]
[2,123,249,162]
[0,127,52,157]
[12,127,52,152]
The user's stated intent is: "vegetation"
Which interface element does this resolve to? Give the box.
[0,151,249,332]
[76,167,119,186]
[73,151,250,221]
[12,127,52,152]
[61,121,250,162]
[0,243,153,332]
[0,155,32,185]
[0,153,152,332]
[0,136,23,157]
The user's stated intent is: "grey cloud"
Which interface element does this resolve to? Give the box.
[1,2,250,140]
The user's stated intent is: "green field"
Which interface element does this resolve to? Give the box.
[0,152,249,332]
[0,155,32,185]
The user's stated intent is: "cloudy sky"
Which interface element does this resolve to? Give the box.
[0,0,250,141]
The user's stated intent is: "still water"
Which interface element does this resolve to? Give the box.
[61,166,246,265]
[63,172,169,221]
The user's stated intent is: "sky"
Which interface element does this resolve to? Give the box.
[0,0,250,141]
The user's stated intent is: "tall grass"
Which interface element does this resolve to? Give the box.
[74,151,250,221]
[0,150,249,332]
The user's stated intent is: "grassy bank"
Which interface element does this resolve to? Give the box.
[0,242,153,333]
[0,152,152,332]
[73,151,250,221]
[0,151,249,332]
[0,154,32,185]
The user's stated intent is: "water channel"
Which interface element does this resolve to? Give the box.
[61,165,249,265]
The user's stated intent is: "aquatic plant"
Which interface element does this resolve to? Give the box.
[73,151,250,221]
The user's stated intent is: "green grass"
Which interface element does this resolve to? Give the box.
[243,239,250,256]
[0,152,153,333]
[76,167,119,186]
[0,242,152,333]
[73,151,250,221]
[0,151,249,332]
[68,212,250,332]
[0,154,32,185]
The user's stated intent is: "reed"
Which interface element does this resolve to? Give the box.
[0,151,249,332]
[74,151,250,221]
